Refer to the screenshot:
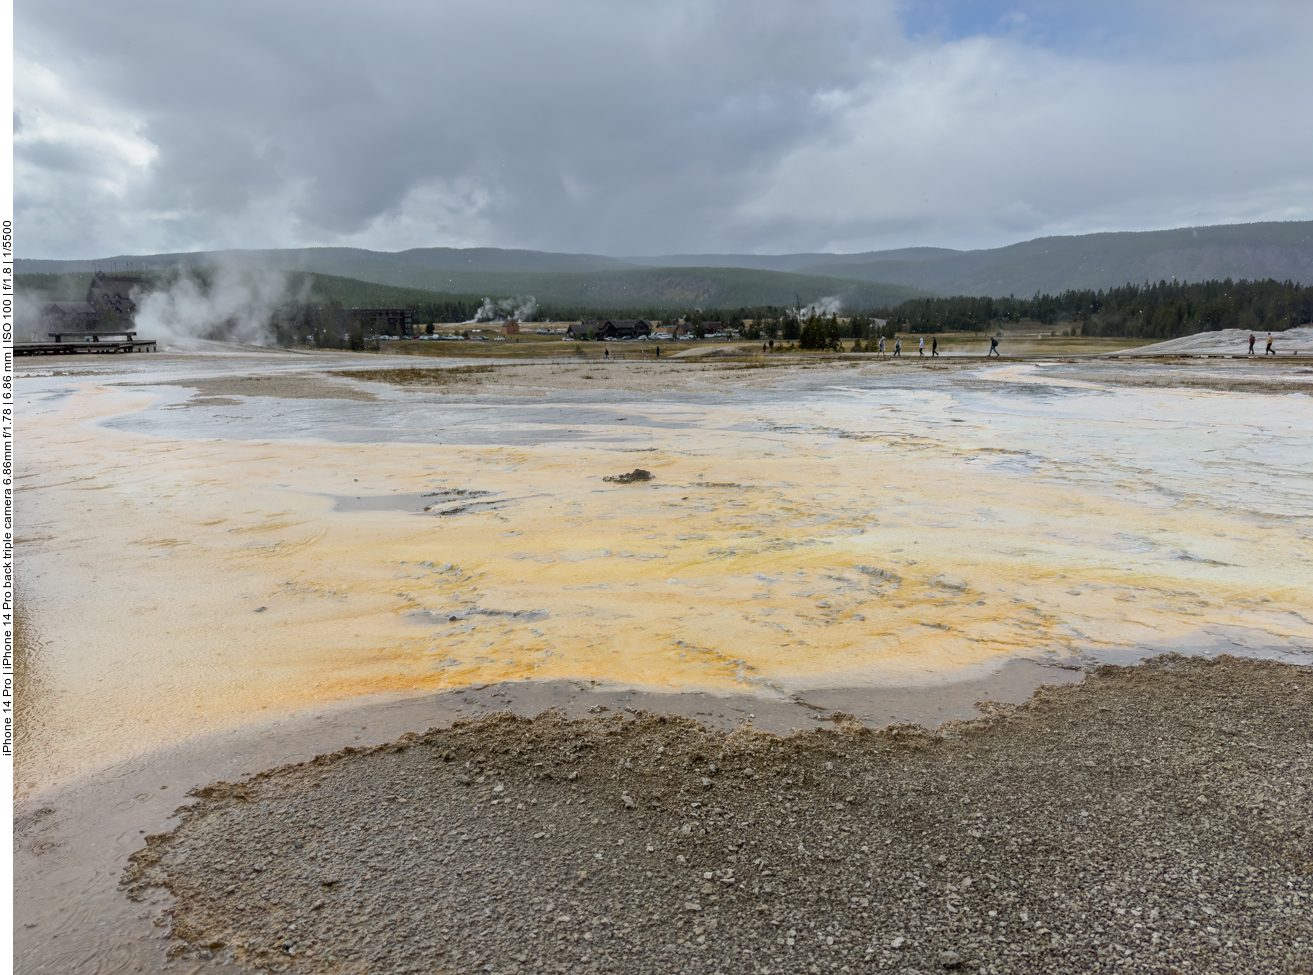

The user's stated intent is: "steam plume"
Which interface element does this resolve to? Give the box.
[473,295,537,323]
[798,295,843,319]
[133,265,301,346]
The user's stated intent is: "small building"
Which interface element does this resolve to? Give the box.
[700,321,725,335]
[566,320,601,339]
[501,319,520,335]
[598,319,652,340]
[86,274,142,321]
[349,308,415,337]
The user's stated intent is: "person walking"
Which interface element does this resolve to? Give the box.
[769,339,774,352]
[762,341,767,353]
[932,336,939,357]
[1265,332,1276,355]
[655,345,660,357]
[918,336,925,356]
[894,337,902,357]
[1248,333,1256,355]
[988,335,1000,357]
[604,345,610,359]
[878,335,886,356]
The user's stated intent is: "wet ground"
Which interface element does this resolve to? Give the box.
[13,347,1313,974]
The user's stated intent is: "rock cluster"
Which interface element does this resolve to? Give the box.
[603,469,653,484]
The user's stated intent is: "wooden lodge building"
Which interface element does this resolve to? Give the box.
[566,319,653,340]
[38,273,142,331]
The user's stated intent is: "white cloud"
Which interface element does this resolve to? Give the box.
[13,56,160,254]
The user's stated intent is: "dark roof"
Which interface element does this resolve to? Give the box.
[86,274,142,298]
[599,319,652,338]
[86,273,141,314]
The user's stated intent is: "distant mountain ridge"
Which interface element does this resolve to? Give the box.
[620,247,961,274]
[17,221,1312,304]
[15,246,631,276]
[791,222,1313,296]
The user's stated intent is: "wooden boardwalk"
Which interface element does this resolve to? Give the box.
[17,337,158,355]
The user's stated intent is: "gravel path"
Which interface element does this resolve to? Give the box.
[124,655,1312,974]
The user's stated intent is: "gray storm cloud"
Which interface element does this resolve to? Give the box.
[14,1,1313,259]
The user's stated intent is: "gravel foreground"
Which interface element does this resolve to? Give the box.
[124,655,1312,975]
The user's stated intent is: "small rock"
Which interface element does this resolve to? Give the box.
[621,794,637,809]
[890,936,905,949]
[939,949,962,968]
[603,469,653,484]
[930,574,967,591]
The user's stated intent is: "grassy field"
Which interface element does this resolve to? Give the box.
[374,329,1158,359]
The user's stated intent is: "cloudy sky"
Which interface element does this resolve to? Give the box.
[15,0,1313,259]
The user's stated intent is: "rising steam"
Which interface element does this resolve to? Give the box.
[797,295,843,319]
[133,265,302,346]
[473,295,537,323]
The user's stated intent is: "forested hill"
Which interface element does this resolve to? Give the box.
[879,278,1313,338]
[16,265,927,314]
[796,222,1313,298]
[18,221,1312,306]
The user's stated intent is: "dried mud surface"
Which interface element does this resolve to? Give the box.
[156,374,380,401]
[124,655,1312,975]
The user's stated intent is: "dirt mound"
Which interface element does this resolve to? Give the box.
[124,654,1312,975]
